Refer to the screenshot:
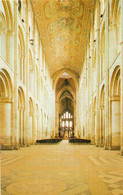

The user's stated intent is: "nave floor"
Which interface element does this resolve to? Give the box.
[1,141,123,195]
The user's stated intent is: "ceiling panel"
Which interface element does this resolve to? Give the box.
[31,0,95,77]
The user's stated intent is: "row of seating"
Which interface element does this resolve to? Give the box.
[69,138,91,144]
[36,139,62,144]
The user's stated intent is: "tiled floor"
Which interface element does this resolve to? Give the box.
[1,141,123,195]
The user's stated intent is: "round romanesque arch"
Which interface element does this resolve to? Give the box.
[110,65,120,149]
[0,68,13,149]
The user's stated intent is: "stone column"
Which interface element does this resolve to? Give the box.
[73,99,76,136]
[44,114,46,138]
[111,95,120,150]
[24,0,30,146]
[32,17,36,144]
[55,101,59,136]
[30,70,35,96]
[51,93,55,138]
[91,105,96,144]
[120,0,123,155]
[75,93,80,137]
[91,32,95,144]
[0,98,13,149]
[36,116,39,140]
[35,116,38,141]
[23,55,26,84]
[95,33,100,146]
[38,111,41,139]
[42,114,44,139]
[17,108,19,144]
[22,109,25,145]
[18,108,24,146]
[32,109,36,144]
[100,105,105,146]
[104,1,110,150]
[13,0,19,149]
[29,111,33,144]
[86,50,89,139]
[94,112,96,142]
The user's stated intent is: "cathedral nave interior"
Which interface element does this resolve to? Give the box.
[0,0,123,194]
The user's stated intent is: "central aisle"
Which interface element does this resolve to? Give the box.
[1,141,123,195]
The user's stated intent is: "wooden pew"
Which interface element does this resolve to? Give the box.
[69,138,91,144]
[36,138,62,144]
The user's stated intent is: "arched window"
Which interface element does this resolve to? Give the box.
[70,121,72,127]
[110,0,121,57]
[62,121,65,127]
[18,27,25,83]
[66,111,68,118]
[0,0,14,65]
[18,44,21,79]
[60,111,73,128]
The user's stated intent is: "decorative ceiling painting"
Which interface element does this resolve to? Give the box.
[31,0,95,76]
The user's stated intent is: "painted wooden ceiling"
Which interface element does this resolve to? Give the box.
[31,0,95,77]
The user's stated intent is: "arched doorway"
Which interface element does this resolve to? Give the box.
[110,66,120,150]
[0,69,13,149]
